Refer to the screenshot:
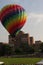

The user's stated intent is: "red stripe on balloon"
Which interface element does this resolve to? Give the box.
[7,20,26,34]
[1,5,23,20]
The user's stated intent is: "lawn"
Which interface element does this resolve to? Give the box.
[0,57,43,65]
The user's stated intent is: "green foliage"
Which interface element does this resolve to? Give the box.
[15,48,22,54]
[0,42,35,55]
[27,46,35,54]
[20,43,35,54]
[0,43,3,56]
[0,43,12,56]
[40,43,43,52]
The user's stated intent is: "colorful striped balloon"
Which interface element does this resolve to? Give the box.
[0,4,27,35]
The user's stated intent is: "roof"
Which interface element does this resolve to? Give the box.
[36,60,43,65]
[0,62,4,64]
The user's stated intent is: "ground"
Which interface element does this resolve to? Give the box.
[0,57,43,65]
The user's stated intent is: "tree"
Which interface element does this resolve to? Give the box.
[28,46,34,54]
[15,48,23,54]
[21,43,34,54]
[40,43,43,52]
[0,42,3,56]
[2,44,12,56]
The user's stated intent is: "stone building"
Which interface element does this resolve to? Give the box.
[35,40,42,44]
[30,37,34,45]
[20,33,30,45]
[9,31,30,48]
[33,40,42,52]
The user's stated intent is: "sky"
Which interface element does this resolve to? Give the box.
[0,0,43,43]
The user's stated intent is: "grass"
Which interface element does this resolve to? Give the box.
[0,57,43,65]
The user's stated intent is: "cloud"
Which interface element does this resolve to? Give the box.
[28,13,43,26]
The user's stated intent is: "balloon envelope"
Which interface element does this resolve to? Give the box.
[0,4,27,35]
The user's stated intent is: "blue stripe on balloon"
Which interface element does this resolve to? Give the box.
[1,10,21,25]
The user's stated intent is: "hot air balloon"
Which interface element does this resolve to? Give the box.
[0,4,27,36]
